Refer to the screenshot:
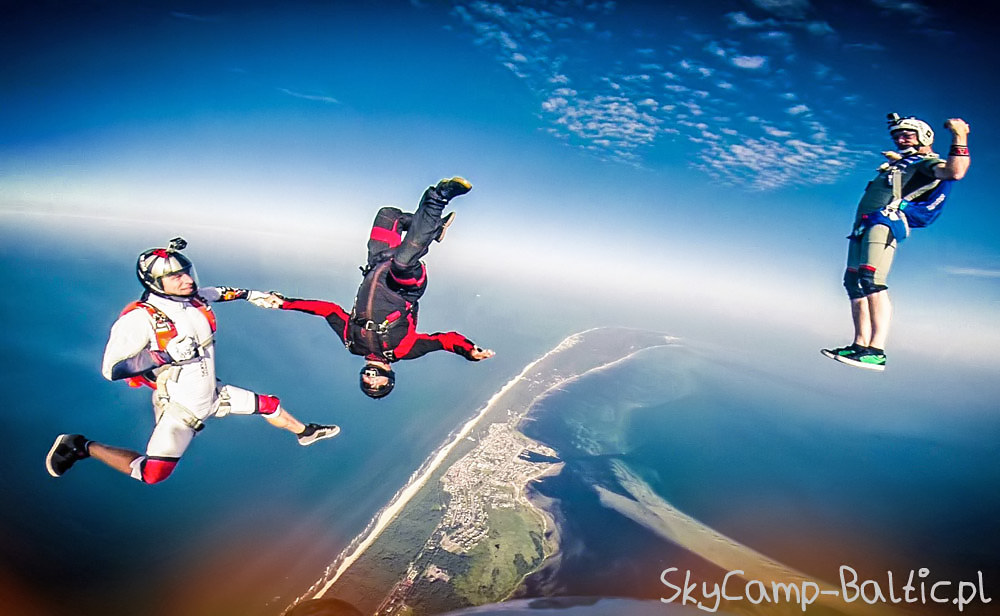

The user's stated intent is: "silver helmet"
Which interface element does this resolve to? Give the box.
[136,237,198,297]
[887,113,934,147]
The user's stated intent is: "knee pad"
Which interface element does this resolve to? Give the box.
[843,269,864,300]
[135,457,178,484]
[256,394,280,415]
[388,261,427,292]
[858,266,888,296]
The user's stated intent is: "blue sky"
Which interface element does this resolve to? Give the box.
[2,4,998,614]
[2,0,999,360]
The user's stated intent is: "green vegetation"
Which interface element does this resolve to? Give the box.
[450,506,550,605]
[314,329,674,615]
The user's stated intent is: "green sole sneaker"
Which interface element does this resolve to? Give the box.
[820,345,857,360]
[834,351,886,372]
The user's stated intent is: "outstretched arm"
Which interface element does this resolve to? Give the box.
[397,331,495,361]
[278,297,351,345]
[935,118,970,180]
[200,286,284,307]
[200,286,248,302]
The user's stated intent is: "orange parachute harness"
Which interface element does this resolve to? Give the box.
[119,299,216,389]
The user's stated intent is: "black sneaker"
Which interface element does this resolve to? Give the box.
[821,343,862,360]
[435,212,456,243]
[297,423,341,446]
[835,348,887,372]
[46,434,90,477]
[434,177,472,201]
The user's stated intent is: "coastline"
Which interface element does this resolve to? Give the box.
[291,329,602,607]
[287,328,680,614]
[500,452,565,603]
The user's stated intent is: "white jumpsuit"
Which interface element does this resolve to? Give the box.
[101,288,273,481]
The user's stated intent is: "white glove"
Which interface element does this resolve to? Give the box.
[247,290,284,309]
[166,336,199,363]
[470,346,495,361]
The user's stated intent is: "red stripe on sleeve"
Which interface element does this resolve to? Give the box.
[281,299,348,319]
[370,226,403,248]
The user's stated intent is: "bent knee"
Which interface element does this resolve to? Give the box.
[257,393,281,415]
[388,260,427,289]
[135,457,178,484]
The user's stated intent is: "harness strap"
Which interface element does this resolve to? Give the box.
[119,298,215,389]
[154,380,206,431]
[156,398,205,431]
[902,178,941,202]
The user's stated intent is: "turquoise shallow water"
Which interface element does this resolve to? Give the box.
[519,344,1000,608]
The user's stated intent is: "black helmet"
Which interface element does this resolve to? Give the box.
[136,237,198,298]
[359,362,395,399]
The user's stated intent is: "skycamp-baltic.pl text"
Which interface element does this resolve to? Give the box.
[660,566,992,613]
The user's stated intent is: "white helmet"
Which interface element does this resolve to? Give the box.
[887,113,934,147]
[136,237,198,297]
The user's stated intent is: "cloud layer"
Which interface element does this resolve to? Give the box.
[442,1,925,190]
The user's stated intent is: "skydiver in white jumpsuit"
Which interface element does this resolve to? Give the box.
[45,238,339,484]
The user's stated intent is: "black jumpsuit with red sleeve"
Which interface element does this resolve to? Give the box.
[279,183,481,362]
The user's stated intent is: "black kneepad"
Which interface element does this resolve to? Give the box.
[843,270,865,300]
[857,268,887,296]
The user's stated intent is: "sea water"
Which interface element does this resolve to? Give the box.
[519,343,1000,608]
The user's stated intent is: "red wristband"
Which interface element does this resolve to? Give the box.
[950,144,969,156]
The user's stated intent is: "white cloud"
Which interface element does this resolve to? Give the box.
[277,88,339,104]
[941,267,1000,278]
[725,11,773,28]
[681,101,704,116]
[869,0,930,24]
[541,97,569,112]
[804,21,835,36]
[543,94,662,155]
[758,31,793,46]
[731,55,769,70]
[443,0,871,190]
[751,0,811,19]
[844,41,886,51]
[705,41,728,57]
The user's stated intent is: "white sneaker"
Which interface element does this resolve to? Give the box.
[297,423,341,446]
